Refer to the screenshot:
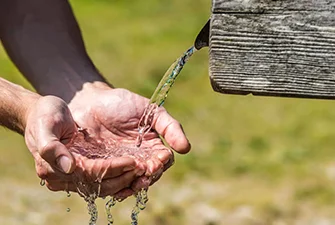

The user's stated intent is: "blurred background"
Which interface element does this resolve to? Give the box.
[2,0,335,224]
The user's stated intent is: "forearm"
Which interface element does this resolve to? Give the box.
[0,0,108,103]
[0,77,39,134]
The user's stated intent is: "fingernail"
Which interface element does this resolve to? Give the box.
[56,156,72,174]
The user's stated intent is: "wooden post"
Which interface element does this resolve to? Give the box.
[210,0,335,99]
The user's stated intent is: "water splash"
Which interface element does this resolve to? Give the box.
[63,130,158,225]
[136,46,197,147]
[72,177,101,225]
[87,195,98,225]
[38,45,197,225]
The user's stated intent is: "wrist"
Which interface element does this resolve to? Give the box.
[34,70,111,103]
[22,92,41,130]
[68,81,112,110]
[0,78,40,134]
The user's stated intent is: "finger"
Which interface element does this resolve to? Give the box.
[100,157,137,180]
[35,161,71,181]
[145,158,163,177]
[34,154,73,181]
[39,140,75,174]
[149,170,163,186]
[74,156,137,182]
[114,188,135,201]
[152,149,174,165]
[45,180,74,192]
[33,98,77,174]
[150,149,174,173]
[41,155,139,184]
[45,169,141,196]
[131,176,153,192]
[154,149,175,172]
[99,170,140,197]
[152,108,191,154]
[163,156,175,172]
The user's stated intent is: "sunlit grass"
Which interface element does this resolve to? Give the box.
[1,0,335,224]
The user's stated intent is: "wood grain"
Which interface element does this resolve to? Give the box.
[210,0,335,99]
[212,0,335,13]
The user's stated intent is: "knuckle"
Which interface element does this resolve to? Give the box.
[39,144,51,158]
[39,141,57,160]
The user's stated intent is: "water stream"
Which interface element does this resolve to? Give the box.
[40,45,197,225]
[130,45,197,223]
[105,197,116,225]
[130,189,149,225]
[136,46,197,147]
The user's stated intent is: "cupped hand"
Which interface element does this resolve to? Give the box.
[69,83,191,198]
[24,95,139,196]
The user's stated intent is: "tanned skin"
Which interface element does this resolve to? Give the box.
[0,0,190,198]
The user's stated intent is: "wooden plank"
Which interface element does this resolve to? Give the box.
[213,0,335,13]
[210,0,335,99]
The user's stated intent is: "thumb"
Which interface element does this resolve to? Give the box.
[152,108,191,154]
[39,140,76,174]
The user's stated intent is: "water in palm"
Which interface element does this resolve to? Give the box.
[66,130,153,225]
[39,45,197,225]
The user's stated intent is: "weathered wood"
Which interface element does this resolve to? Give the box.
[210,0,335,99]
[212,0,335,13]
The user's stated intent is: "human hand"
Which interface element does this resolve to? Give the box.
[24,95,141,197]
[69,82,191,198]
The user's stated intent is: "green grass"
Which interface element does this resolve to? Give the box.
[2,0,335,224]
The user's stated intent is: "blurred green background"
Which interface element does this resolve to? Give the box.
[2,0,335,224]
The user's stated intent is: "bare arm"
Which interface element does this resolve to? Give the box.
[0,0,107,102]
[0,77,39,134]
[0,0,191,192]
[0,77,140,191]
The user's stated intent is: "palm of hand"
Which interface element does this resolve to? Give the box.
[71,88,168,150]
[69,88,174,191]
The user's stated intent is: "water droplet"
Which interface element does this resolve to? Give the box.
[66,191,71,197]
[66,208,71,212]
[40,179,45,186]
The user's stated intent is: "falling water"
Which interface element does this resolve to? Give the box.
[130,45,197,224]
[39,45,197,225]
[136,46,197,147]
[105,197,116,225]
[130,189,149,225]
[62,130,154,225]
